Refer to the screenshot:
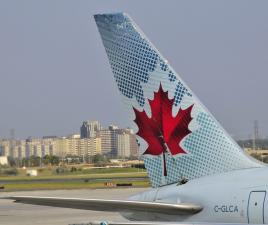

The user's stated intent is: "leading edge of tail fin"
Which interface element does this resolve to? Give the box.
[94,13,262,188]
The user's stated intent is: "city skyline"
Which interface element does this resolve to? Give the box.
[0,119,266,141]
[0,120,139,160]
[0,1,268,139]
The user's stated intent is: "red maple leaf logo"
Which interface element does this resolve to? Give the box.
[133,84,193,176]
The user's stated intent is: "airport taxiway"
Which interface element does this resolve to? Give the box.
[0,188,148,225]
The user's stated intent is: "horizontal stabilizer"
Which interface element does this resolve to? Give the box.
[5,196,202,215]
[89,222,235,225]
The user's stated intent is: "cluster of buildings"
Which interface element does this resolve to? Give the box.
[0,121,139,160]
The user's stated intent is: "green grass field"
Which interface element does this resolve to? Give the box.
[3,180,150,191]
[0,167,147,180]
[0,167,149,191]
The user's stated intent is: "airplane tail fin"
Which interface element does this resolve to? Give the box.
[94,13,262,188]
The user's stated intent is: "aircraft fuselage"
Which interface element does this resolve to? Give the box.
[124,167,268,224]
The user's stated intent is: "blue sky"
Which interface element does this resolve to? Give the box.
[0,0,267,139]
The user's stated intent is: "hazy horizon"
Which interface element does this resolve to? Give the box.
[0,1,268,139]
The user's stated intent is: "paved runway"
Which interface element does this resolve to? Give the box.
[0,188,148,225]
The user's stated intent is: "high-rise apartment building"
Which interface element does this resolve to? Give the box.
[98,125,119,155]
[54,138,69,158]
[52,136,101,158]
[80,121,101,138]
[98,125,138,157]
[67,136,80,156]
[23,138,55,158]
[116,133,131,158]
[0,140,10,157]
[116,128,139,158]
[80,138,101,157]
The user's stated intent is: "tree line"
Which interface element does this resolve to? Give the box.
[8,154,111,167]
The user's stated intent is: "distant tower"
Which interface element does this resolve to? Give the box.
[254,120,259,140]
[253,120,259,150]
[9,128,15,159]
